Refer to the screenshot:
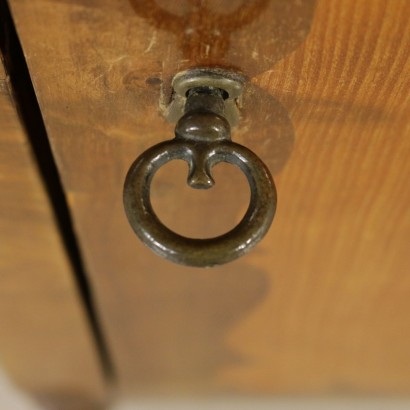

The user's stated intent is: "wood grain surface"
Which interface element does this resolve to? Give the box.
[0,54,105,406]
[8,0,410,395]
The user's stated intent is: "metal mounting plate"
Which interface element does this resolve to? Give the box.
[166,68,246,127]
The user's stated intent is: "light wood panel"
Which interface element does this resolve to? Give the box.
[9,0,410,395]
[0,52,105,406]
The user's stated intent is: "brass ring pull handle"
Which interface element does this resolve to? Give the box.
[123,71,276,267]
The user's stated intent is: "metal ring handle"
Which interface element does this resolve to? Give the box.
[123,138,276,267]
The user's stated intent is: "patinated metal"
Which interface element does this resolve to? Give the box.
[166,68,246,127]
[123,70,276,267]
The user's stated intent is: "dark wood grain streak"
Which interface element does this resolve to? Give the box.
[0,48,105,408]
